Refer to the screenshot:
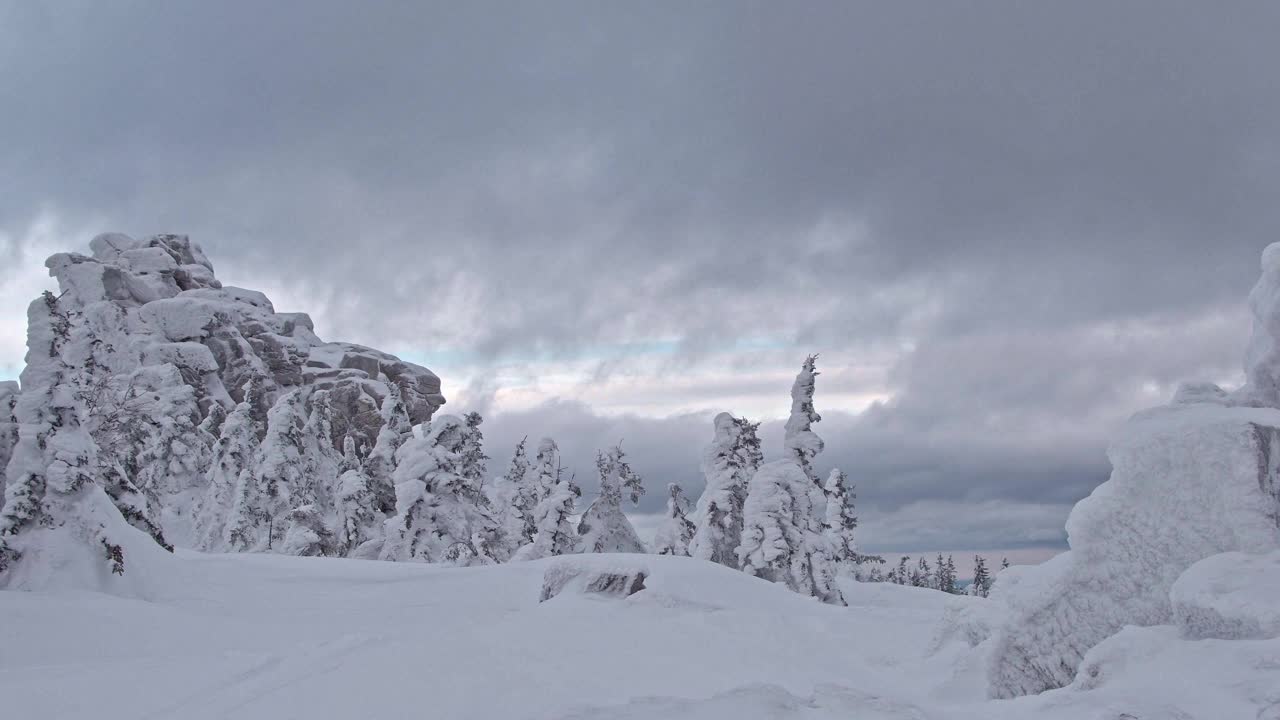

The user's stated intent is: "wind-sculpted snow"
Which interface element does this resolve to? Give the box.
[1171,550,1280,640]
[986,404,1280,697]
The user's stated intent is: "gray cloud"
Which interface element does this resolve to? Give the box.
[2,1,1276,551]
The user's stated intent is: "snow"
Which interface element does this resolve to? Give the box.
[3,551,1276,719]
[986,402,1280,697]
[1170,550,1280,640]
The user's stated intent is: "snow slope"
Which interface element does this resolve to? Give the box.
[3,552,1274,719]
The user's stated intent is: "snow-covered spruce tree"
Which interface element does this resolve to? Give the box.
[0,381,19,503]
[513,470,581,561]
[334,435,383,557]
[934,554,959,594]
[225,389,307,551]
[379,415,500,565]
[970,555,992,597]
[653,483,696,556]
[689,412,762,569]
[737,459,844,605]
[822,468,859,572]
[0,293,169,590]
[911,556,931,588]
[299,390,342,514]
[577,444,646,554]
[460,411,489,495]
[195,397,261,551]
[489,437,533,558]
[529,437,561,506]
[281,503,338,557]
[783,355,824,485]
[366,382,413,515]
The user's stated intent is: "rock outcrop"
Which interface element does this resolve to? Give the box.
[986,244,1280,698]
[3,233,445,550]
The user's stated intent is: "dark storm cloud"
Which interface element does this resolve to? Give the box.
[2,1,1277,550]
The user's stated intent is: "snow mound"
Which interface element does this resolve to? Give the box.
[540,556,649,601]
[987,404,1280,697]
[1170,550,1280,640]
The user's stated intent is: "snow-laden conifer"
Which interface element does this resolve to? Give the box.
[653,483,695,556]
[380,415,500,564]
[822,468,858,570]
[737,459,844,605]
[366,383,413,515]
[578,444,646,554]
[513,470,580,561]
[783,355,823,484]
[689,413,761,568]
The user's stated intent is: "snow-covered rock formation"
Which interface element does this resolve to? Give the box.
[0,234,446,590]
[986,244,1280,698]
[1170,550,1280,641]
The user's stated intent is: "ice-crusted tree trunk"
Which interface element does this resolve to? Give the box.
[380,415,500,565]
[783,355,824,485]
[690,413,762,569]
[1,293,168,589]
[366,383,413,516]
[578,445,646,554]
[737,459,844,605]
[529,438,561,506]
[653,483,695,556]
[0,381,19,506]
[225,389,307,551]
[335,436,383,557]
[513,470,581,561]
[822,469,859,571]
[195,397,261,551]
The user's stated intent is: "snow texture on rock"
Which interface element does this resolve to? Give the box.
[17,233,445,554]
[1170,550,1280,640]
[539,556,649,602]
[986,404,1280,697]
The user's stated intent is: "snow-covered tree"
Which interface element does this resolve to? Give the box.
[911,556,931,588]
[334,435,383,557]
[513,470,580,561]
[689,412,761,569]
[379,415,499,565]
[225,389,307,551]
[0,381,19,503]
[281,503,337,557]
[934,554,958,594]
[299,389,342,523]
[489,437,533,558]
[460,411,488,495]
[1002,557,1010,570]
[1,293,166,588]
[653,483,695,556]
[971,555,992,598]
[783,355,824,484]
[822,468,859,571]
[737,459,844,605]
[529,437,561,505]
[578,444,646,554]
[194,396,260,550]
[366,382,413,515]
[893,556,910,585]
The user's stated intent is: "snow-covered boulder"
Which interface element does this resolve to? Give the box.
[539,556,649,602]
[1170,550,1280,640]
[987,404,1280,698]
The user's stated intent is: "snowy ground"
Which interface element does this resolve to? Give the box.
[1,552,1274,719]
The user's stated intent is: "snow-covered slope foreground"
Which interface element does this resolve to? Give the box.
[2,553,1275,720]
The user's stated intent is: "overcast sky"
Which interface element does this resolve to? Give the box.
[2,2,1277,559]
